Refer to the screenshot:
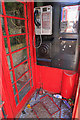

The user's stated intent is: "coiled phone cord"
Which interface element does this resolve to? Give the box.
[33,32,42,49]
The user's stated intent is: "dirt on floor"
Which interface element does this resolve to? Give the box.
[18,89,72,119]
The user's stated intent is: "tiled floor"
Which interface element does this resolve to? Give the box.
[19,90,72,119]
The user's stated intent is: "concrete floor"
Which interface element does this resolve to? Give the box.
[19,90,72,119]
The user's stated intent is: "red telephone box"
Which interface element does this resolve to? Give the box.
[0,0,80,119]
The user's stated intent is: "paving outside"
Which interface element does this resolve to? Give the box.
[19,90,72,119]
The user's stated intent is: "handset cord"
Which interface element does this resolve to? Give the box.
[32,32,42,49]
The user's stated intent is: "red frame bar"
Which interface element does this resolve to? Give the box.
[0,14,25,20]
[31,102,51,119]
[40,95,61,115]
[3,33,26,38]
[24,3,32,87]
[26,2,37,89]
[16,0,26,4]
[6,46,28,56]
[72,86,80,118]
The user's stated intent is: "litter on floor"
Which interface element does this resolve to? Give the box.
[19,89,72,119]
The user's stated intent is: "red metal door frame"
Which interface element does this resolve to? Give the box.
[1,0,36,117]
[0,17,13,118]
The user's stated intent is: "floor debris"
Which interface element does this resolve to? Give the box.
[19,90,72,119]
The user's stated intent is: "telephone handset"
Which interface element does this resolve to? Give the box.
[33,5,52,48]
[34,10,41,28]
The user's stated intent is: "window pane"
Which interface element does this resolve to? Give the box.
[5,2,24,18]
[12,85,16,95]
[30,59,32,68]
[0,2,3,14]
[29,47,31,57]
[19,82,31,101]
[7,18,25,35]
[1,17,6,35]
[2,106,7,118]
[31,79,33,87]
[15,96,18,105]
[4,38,9,54]
[7,56,11,70]
[31,70,33,78]
[17,72,30,91]
[28,34,30,46]
[14,61,29,80]
[12,48,27,67]
[10,35,27,52]
[10,71,14,83]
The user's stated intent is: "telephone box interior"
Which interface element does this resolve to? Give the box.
[35,2,80,71]
[1,0,80,119]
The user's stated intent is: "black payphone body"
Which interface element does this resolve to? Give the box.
[34,3,80,71]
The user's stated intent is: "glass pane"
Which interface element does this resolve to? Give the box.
[30,59,32,68]
[5,2,24,18]
[2,106,7,118]
[0,95,2,105]
[19,82,31,101]
[31,70,32,78]
[1,17,6,35]
[15,96,18,105]
[10,71,14,83]
[60,5,79,33]
[31,79,33,87]
[28,34,30,46]
[4,38,9,54]
[14,61,29,80]
[17,72,30,91]
[12,85,16,95]
[0,2,3,14]
[29,47,31,57]
[12,48,28,67]
[10,35,27,52]
[27,19,29,33]
[7,56,11,70]
[7,18,25,35]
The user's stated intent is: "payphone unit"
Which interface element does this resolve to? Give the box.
[34,5,52,35]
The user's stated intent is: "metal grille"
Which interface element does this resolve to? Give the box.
[31,95,61,118]
[40,95,60,115]
[32,102,51,118]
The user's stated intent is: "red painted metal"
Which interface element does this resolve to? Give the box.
[72,84,80,119]
[0,19,13,118]
[3,33,26,39]
[0,14,25,20]
[1,0,79,118]
[61,70,77,99]
[1,0,36,118]
[4,33,26,39]
[40,67,63,93]
[40,95,61,115]
[26,2,36,90]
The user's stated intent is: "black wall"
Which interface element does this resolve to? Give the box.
[34,2,80,71]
